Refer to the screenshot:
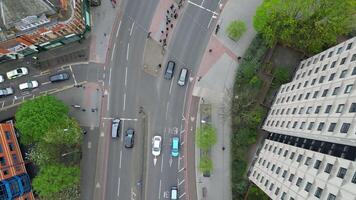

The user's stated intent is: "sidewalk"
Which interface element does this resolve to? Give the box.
[192,0,262,199]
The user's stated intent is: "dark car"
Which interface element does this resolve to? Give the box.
[164,61,175,80]
[124,128,135,148]
[49,72,70,82]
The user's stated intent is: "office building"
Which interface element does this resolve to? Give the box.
[249,37,356,200]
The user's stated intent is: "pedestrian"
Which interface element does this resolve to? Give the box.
[158,64,162,68]
[167,10,170,14]
[222,146,225,151]
[209,49,212,52]
[174,13,178,19]
[215,24,220,34]
[166,33,168,37]
[198,76,202,81]
[170,4,174,10]
[161,30,164,33]
[170,24,173,28]
[82,109,86,112]
[178,4,181,9]
[237,56,242,62]
[166,27,169,31]
[159,39,162,43]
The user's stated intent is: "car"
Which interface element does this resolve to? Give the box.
[111,118,121,138]
[19,80,39,90]
[0,87,14,97]
[152,135,162,156]
[124,128,135,148]
[49,72,70,82]
[177,68,188,86]
[6,67,28,79]
[171,137,179,157]
[164,61,175,80]
[0,75,4,83]
[171,186,178,200]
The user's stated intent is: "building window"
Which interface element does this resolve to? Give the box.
[336,104,345,113]
[8,143,14,151]
[297,83,301,89]
[304,182,312,192]
[328,123,336,132]
[324,163,333,174]
[328,73,335,81]
[314,187,323,198]
[271,164,275,171]
[281,192,287,200]
[315,106,321,114]
[300,122,305,129]
[313,91,319,98]
[321,89,329,97]
[282,170,287,178]
[340,123,350,133]
[292,107,297,114]
[299,107,304,114]
[292,121,298,128]
[325,105,332,113]
[296,177,303,187]
[346,43,353,50]
[304,81,309,87]
[278,148,282,155]
[337,47,343,54]
[290,152,295,160]
[12,154,17,164]
[351,172,356,184]
[322,64,327,71]
[0,157,6,166]
[283,150,289,157]
[0,144,2,153]
[340,69,348,78]
[275,187,280,195]
[308,122,314,130]
[265,179,269,187]
[288,174,295,182]
[330,61,336,68]
[337,167,347,179]
[297,154,303,162]
[269,183,274,191]
[276,167,281,174]
[317,122,325,131]
[352,67,356,75]
[304,157,312,166]
[344,84,353,94]
[311,78,317,85]
[319,76,325,83]
[327,194,336,200]
[340,57,347,65]
[305,92,310,99]
[328,51,333,58]
[314,160,321,169]
[314,67,320,73]
[5,131,11,140]
[349,103,356,113]
[298,94,303,100]
[2,170,8,176]
[332,87,340,95]
[351,54,356,62]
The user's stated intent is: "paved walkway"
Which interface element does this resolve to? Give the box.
[192,0,262,199]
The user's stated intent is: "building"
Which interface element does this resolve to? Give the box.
[0,122,34,200]
[249,37,356,200]
[0,0,91,63]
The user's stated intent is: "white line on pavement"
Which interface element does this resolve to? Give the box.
[1,101,4,108]
[178,179,185,186]
[123,93,126,111]
[41,81,51,85]
[179,192,186,199]
[188,0,218,15]
[109,68,112,86]
[158,180,162,200]
[178,167,185,173]
[126,43,130,60]
[119,150,122,168]
[169,80,173,94]
[107,93,110,111]
[69,65,77,85]
[120,118,138,121]
[201,0,205,6]
[165,102,169,120]
[111,43,116,61]
[130,22,135,36]
[121,120,125,142]
[160,152,164,172]
[117,177,121,197]
[177,154,181,170]
[116,20,121,38]
[124,67,128,86]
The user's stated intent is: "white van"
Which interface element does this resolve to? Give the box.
[171,186,178,200]
[177,68,188,86]
[111,118,121,138]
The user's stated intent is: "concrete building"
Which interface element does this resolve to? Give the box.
[0,0,91,63]
[0,122,34,200]
[249,37,356,200]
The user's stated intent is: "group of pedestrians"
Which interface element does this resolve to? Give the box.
[159,2,184,47]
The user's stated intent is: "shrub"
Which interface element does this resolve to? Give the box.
[226,20,247,41]
[196,124,217,151]
[247,185,269,200]
[199,156,213,173]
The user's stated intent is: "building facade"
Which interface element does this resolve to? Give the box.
[0,0,91,63]
[0,123,34,200]
[249,37,356,200]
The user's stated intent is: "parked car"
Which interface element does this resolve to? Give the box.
[19,80,39,90]
[171,186,178,200]
[152,135,162,156]
[124,128,135,148]
[0,87,14,97]
[171,137,179,157]
[111,118,121,138]
[177,68,188,86]
[49,72,70,82]
[164,61,175,80]
[0,75,4,83]
[6,67,28,79]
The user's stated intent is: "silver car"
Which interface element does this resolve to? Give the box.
[0,87,14,97]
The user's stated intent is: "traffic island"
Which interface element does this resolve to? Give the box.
[143,38,164,77]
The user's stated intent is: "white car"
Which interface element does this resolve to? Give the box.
[0,87,13,97]
[19,80,39,90]
[0,75,4,83]
[6,67,28,79]
[152,135,162,156]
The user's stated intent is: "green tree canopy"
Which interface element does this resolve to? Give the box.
[32,165,80,199]
[253,0,356,53]
[196,124,217,151]
[199,156,213,173]
[247,185,269,200]
[226,20,247,42]
[16,95,69,144]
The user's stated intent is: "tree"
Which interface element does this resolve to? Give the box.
[15,95,69,144]
[248,75,263,89]
[196,124,217,151]
[235,128,257,146]
[32,165,80,199]
[241,106,266,128]
[199,156,213,173]
[253,0,356,53]
[226,20,247,41]
[272,67,290,88]
[247,185,269,200]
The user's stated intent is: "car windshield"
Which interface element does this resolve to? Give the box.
[154,147,160,151]
[17,69,22,73]
[28,82,33,87]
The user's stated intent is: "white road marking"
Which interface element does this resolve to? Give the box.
[178,179,185,186]
[158,180,162,200]
[119,150,122,168]
[69,65,77,85]
[165,102,169,120]
[111,43,116,61]
[116,20,121,38]
[177,155,181,170]
[123,93,126,111]
[178,167,185,173]
[120,118,138,121]
[126,43,130,60]
[107,93,110,111]
[41,81,51,85]
[169,80,173,94]
[121,120,125,142]
[201,0,205,6]
[130,22,135,36]
[188,1,218,15]
[109,67,112,86]
[160,152,164,172]
[124,67,128,86]
[179,192,186,199]
[88,142,92,149]
[117,177,121,197]
[1,101,4,108]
